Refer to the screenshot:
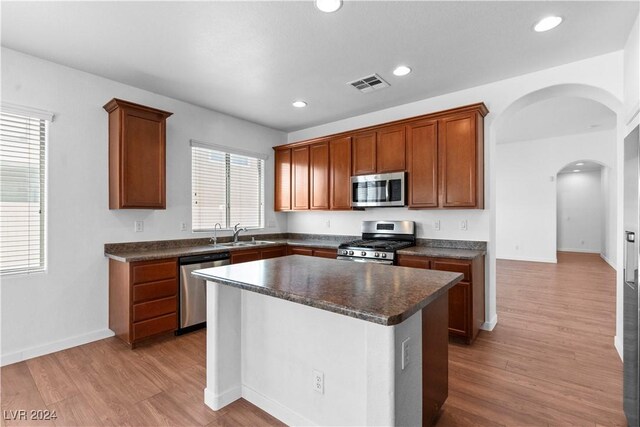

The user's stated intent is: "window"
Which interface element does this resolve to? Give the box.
[191,140,265,231]
[0,107,51,275]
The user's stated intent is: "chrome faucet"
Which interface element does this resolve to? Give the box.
[233,223,248,243]
[210,223,222,246]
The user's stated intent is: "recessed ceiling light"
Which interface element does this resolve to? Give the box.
[315,0,342,13]
[576,162,584,166]
[534,16,563,32]
[292,101,307,108]
[573,169,580,173]
[393,66,412,77]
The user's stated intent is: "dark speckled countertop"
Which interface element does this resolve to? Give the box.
[104,234,485,262]
[192,255,462,326]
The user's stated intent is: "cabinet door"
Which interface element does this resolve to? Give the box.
[447,282,470,337]
[310,142,330,210]
[292,146,310,210]
[376,125,406,173]
[352,132,377,175]
[230,249,261,264]
[329,136,352,210]
[407,120,438,208]
[439,112,481,208]
[274,148,291,211]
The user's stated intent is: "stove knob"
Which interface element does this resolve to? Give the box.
[348,251,354,256]
[361,251,366,256]
[341,250,347,255]
[381,253,387,258]
[374,252,380,258]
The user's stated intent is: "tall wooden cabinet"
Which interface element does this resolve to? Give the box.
[329,136,352,210]
[310,142,330,210]
[274,148,292,211]
[291,146,310,210]
[103,99,172,209]
[407,119,439,208]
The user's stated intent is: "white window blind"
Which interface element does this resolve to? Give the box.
[0,111,47,275]
[192,145,264,231]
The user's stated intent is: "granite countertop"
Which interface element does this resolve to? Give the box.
[397,246,485,260]
[193,255,462,326]
[104,238,342,263]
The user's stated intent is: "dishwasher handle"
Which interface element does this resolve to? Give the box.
[180,252,230,265]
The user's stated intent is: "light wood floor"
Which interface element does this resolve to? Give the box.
[1,252,623,426]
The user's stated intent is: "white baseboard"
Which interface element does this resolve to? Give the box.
[204,386,242,411]
[615,335,623,361]
[481,314,498,331]
[0,328,114,367]
[600,253,617,270]
[557,248,600,254]
[242,384,315,426]
[496,255,557,264]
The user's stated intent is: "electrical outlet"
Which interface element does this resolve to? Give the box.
[325,220,331,228]
[434,220,440,231]
[401,338,410,370]
[134,220,144,232]
[460,220,468,231]
[180,222,187,231]
[313,370,324,394]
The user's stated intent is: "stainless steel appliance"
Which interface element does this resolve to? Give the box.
[351,172,406,208]
[624,125,640,427]
[337,220,415,265]
[177,252,230,334]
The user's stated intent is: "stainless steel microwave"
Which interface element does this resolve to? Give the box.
[351,172,406,208]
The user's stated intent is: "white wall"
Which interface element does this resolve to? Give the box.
[557,169,603,253]
[495,130,615,263]
[0,48,287,365]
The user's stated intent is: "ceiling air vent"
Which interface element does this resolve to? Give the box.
[348,74,390,93]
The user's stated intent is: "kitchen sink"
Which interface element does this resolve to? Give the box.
[217,240,276,247]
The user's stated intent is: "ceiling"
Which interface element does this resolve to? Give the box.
[497,96,617,144]
[1,1,637,132]
[558,160,603,174]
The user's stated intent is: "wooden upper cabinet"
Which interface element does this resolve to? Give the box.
[407,120,438,208]
[310,142,330,210]
[329,136,352,210]
[274,148,292,211]
[439,112,484,208]
[104,99,172,209]
[352,132,377,175]
[376,125,406,173]
[291,145,310,210]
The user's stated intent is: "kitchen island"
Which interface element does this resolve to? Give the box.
[193,255,462,426]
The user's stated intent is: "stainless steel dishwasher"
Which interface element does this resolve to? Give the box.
[177,252,230,335]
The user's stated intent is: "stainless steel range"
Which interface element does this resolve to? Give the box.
[337,220,415,265]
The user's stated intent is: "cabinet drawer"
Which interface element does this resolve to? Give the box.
[313,248,337,259]
[397,254,431,269]
[288,246,314,256]
[432,260,471,281]
[231,249,261,264]
[133,279,176,303]
[133,296,177,322]
[133,313,177,341]
[132,260,176,284]
[261,246,287,259]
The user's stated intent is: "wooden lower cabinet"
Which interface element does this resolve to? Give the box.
[231,245,288,264]
[109,257,178,347]
[287,246,337,259]
[397,254,485,344]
